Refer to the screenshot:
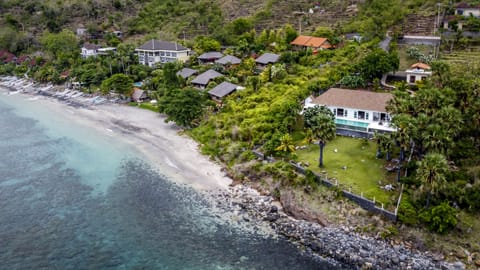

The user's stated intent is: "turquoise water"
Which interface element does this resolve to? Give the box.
[334,118,369,128]
[0,92,338,269]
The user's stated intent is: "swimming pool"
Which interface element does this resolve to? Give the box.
[335,118,370,128]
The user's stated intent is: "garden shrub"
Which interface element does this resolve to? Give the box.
[420,202,458,234]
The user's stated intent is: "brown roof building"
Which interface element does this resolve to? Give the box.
[306,88,396,135]
[309,88,392,113]
[291,35,332,50]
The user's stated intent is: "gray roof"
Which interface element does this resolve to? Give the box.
[208,81,239,98]
[131,89,146,102]
[198,52,224,60]
[176,68,198,79]
[255,53,280,65]
[191,69,223,86]
[83,43,102,50]
[137,39,188,51]
[215,55,241,65]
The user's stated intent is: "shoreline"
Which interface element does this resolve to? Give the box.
[0,77,458,269]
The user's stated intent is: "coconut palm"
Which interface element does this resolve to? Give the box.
[416,153,449,208]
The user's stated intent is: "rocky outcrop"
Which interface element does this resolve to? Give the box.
[211,185,459,270]
[280,190,328,226]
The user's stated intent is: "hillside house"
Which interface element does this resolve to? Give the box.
[405,62,432,85]
[455,3,480,17]
[81,43,102,58]
[191,69,223,89]
[176,68,198,79]
[255,53,280,69]
[290,35,332,51]
[304,88,395,136]
[215,55,241,66]
[136,39,190,67]
[208,81,241,103]
[131,88,147,102]
[198,52,224,64]
[442,15,464,30]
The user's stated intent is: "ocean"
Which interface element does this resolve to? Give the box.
[0,91,339,270]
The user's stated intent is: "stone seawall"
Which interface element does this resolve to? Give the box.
[213,185,456,270]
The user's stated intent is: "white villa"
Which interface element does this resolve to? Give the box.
[81,43,102,58]
[81,44,116,58]
[455,3,480,17]
[405,62,432,85]
[135,39,190,67]
[304,88,395,135]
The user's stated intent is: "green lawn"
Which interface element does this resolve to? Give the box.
[296,136,398,207]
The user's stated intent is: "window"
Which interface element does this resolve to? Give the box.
[166,52,171,56]
[155,52,160,56]
[457,10,463,15]
[421,76,427,81]
[380,113,388,122]
[160,52,165,56]
[171,52,177,57]
[344,110,348,117]
[336,108,344,117]
[365,112,369,120]
[409,76,416,83]
[354,111,357,119]
[373,112,380,121]
[357,111,365,120]
[333,108,337,115]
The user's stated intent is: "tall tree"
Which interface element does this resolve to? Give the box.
[416,153,449,208]
[304,106,336,167]
[356,48,399,82]
[40,29,78,63]
[158,88,210,128]
[100,74,133,95]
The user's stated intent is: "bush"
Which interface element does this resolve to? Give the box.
[464,185,480,211]
[420,202,458,234]
[398,198,419,226]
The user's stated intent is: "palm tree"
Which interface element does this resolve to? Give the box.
[383,134,394,161]
[275,134,296,154]
[416,153,449,208]
[310,113,336,167]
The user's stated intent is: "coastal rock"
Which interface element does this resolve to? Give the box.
[280,190,328,226]
[208,184,455,270]
[452,261,465,270]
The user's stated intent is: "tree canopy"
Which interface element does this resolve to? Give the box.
[100,73,134,95]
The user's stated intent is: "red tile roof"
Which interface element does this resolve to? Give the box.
[311,88,392,112]
[291,35,332,49]
[410,62,431,70]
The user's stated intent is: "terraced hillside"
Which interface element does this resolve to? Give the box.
[251,0,363,33]
[440,48,480,66]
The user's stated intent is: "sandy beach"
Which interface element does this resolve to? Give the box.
[0,81,232,190]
